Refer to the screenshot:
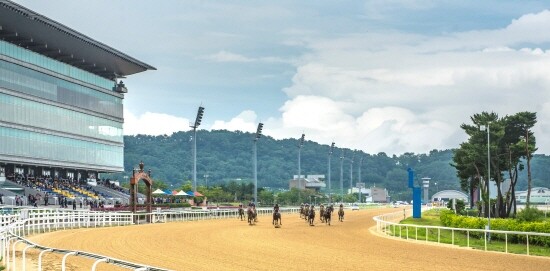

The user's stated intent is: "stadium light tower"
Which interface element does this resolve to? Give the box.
[349,151,355,193]
[358,156,364,202]
[190,106,204,192]
[253,122,264,206]
[328,142,335,204]
[339,149,345,203]
[298,133,305,203]
[481,122,491,240]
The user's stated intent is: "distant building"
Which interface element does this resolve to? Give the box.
[348,187,371,196]
[289,175,326,191]
[432,190,469,204]
[371,187,389,203]
[516,187,550,205]
[0,2,154,181]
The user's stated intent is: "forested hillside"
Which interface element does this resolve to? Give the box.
[109,130,550,197]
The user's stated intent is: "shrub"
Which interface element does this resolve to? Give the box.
[516,207,545,222]
[446,199,466,215]
[439,209,550,246]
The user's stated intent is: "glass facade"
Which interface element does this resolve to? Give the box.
[0,93,123,143]
[0,41,126,172]
[0,40,115,90]
[0,60,122,118]
[0,126,123,169]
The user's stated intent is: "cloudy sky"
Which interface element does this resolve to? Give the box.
[15,0,550,155]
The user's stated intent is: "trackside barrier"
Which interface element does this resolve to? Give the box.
[0,206,300,270]
[373,208,550,256]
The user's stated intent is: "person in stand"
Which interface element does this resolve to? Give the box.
[0,193,3,205]
[72,199,77,210]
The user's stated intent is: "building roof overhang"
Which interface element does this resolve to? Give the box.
[0,0,155,80]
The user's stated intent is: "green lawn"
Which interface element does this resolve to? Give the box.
[393,209,550,257]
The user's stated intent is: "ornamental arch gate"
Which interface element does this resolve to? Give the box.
[130,161,153,223]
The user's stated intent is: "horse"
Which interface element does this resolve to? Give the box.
[301,205,309,221]
[338,207,344,222]
[238,207,245,221]
[247,208,256,225]
[308,208,315,226]
[323,206,333,226]
[273,211,282,227]
[299,205,305,219]
[319,205,325,223]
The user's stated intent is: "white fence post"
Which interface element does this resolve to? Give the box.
[91,258,108,271]
[11,239,24,271]
[22,244,36,270]
[61,251,77,271]
[38,248,53,271]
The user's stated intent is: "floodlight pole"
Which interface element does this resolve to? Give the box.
[340,150,345,203]
[298,134,305,204]
[328,142,335,204]
[481,122,491,241]
[358,156,363,202]
[349,151,355,193]
[487,123,491,240]
[253,123,263,206]
[190,106,204,193]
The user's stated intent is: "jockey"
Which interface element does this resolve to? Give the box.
[274,203,279,213]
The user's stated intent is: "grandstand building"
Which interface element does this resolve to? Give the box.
[0,1,154,183]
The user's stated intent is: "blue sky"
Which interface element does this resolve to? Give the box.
[15,0,550,154]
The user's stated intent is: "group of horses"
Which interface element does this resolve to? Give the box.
[237,203,346,228]
[238,205,258,225]
[299,204,345,226]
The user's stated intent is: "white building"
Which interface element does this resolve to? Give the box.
[432,190,469,203]
[516,187,550,205]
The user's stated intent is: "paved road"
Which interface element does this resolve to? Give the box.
[28,208,550,271]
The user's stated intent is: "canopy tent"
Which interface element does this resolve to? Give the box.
[187,191,204,197]
[164,189,173,195]
[152,189,165,195]
[176,190,191,196]
[171,190,179,195]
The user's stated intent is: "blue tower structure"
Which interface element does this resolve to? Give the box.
[408,168,421,218]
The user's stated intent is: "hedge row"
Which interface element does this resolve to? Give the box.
[440,210,550,246]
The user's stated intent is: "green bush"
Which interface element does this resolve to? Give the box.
[439,210,550,246]
[446,199,466,215]
[516,207,545,222]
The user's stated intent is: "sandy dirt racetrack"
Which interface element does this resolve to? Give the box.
[26,208,550,271]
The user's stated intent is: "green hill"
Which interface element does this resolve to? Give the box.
[107,130,549,200]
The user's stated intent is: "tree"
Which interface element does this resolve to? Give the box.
[259,190,274,205]
[510,112,537,207]
[180,181,192,192]
[452,111,537,218]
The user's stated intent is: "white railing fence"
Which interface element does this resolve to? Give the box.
[373,208,550,256]
[0,206,300,270]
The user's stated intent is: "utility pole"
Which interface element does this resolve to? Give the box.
[190,106,204,192]
[253,123,263,206]
[328,142,335,204]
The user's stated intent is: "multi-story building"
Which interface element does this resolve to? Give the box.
[0,0,154,182]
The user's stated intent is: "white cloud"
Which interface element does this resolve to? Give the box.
[204,50,254,62]
[211,110,258,132]
[127,8,550,155]
[203,50,293,64]
[124,110,190,136]
[275,9,550,154]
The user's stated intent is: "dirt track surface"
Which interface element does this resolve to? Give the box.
[27,208,550,271]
